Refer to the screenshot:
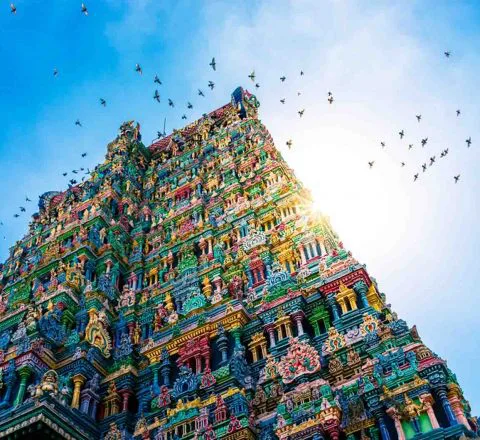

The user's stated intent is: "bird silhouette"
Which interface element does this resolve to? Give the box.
[298,109,305,117]
[81,3,88,15]
[182,114,187,120]
[297,91,301,96]
[416,115,421,122]
[187,102,193,109]
[456,109,461,117]
[300,70,304,76]
[72,170,78,174]
[328,91,332,97]
[381,141,386,148]
[69,179,77,185]
[444,51,451,58]
[429,156,436,166]
[399,130,404,139]
[10,3,16,14]
[62,172,68,176]
[75,119,82,127]
[100,98,106,106]
[466,137,472,147]
[280,98,285,104]
[401,162,406,167]
[168,99,174,107]
[154,75,162,85]
[248,71,255,82]
[454,175,460,183]
[208,81,215,90]
[198,89,205,97]
[286,140,292,149]
[421,137,428,147]
[135,64,142,75]
[422,163,427,172]
[368,161,374,168]
[25,196,31,202]
[19,206,26,212]
[328,96,334,104]
[81,152,87,157]
[209,57,216,71]
[53,68,58,77]
[13,214,20,218]
[280,76,286,82]
[255,83,260,89]
[414,173,419,181]
[153,90,160,102]
[408,144,413,150]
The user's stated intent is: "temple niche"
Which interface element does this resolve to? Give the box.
[0,87,475,440]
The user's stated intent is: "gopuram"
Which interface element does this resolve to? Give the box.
[0,88,476,439]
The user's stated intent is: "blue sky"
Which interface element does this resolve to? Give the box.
[1,0,480,412]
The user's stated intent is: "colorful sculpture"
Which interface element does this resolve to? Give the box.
[0,87,475,439]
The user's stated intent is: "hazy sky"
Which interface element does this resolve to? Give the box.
[1,0,479,412]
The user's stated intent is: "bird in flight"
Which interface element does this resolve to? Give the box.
[62,172,68,176]
[198,89,205,97]
[300,70,304,76]
[135,64,142,75]
[154,75,162,85]
[399,130,405,139]
[19,206,26,212]
[298,109,305,117]
[408,144,413,150]
[380,141,386,148]
[100,98,106,106]
[280,76,286,82]
[422,163,427,172]
[421,137,428,147]
[328,96,334,104]
[81,152,87,157]
[454,174,460,183]
[81,3,88,15]
[182,114,187,120]
[401,162,406,167]
[209,57,216,71]
[10,3,16,14]
[255,83,260,89]
[368,161,374,168]
[466,137,472,147]
[286,140,292,149]
[208,81,215,90]
[153,90,160,102]
[416,114,421,122]
[72,170,78,174]
[26,196,31,202]
[187,102,193,109]
[13,214,20,218]
[168,99,174,107]
[248,71,255,82]
[53,68,59,77]
[280,98,285,104]
[444,51,451,58]
[429,156,436,166]
[456,109,461,117]
[75,119,82,127]
[297,91,301,96]
[414,173,419,181]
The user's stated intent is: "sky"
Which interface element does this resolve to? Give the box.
[1,0,480,412]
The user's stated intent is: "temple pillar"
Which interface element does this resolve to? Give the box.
[419,394,440,429]
[386,407,405,440]
[71,374,86,409]
[447,391,470,429]
[373,410,391,440]
[353,281,370,308]
[436,386,458,426]
[292,312,305,336]
[326,294,340,321]
[13,366,32,407]
[121,390,132,412]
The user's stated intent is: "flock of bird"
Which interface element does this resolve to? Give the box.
[1,3,475,244]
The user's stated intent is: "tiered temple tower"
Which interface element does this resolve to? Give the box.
[0,88,476,440]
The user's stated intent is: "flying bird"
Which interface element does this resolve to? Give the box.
[286,140,292,149]
[399,130,404,139]
[328,96,334,104]
[209,57,216,71]
[280,76,286,82]
[401,162,406,167]
[456,109,461,117]
[72,170,78,174]
[255,83,260,89]
[416,115,421,122]
[154,75,162,85]
[198,89,205,97]
[100,98,106,106]
[19,206,26,212]
[182,114,187,120]
[368,161,374,168]
[75,119,82,127]
[429,156,436,166]
[81,3,88,15]
[300,70,304,76]
[187,102,193,109]
[69,179,77,185]
[408,144,413,150]
[248,71,255,82]
[414,173,419,181]
[454,174,460,183]
[466,137,472,147]
[81,152,87,157]
[298,109,305,117]
[10,3,16,14]
[168,99,174,107]
[380,141,386,148]
[422,163,427,172]
[280,98,285,104]
[153,90,160,102]
[421,137,428,147]
[135,64,142,75]
[25,196,31,202]
[444,51,451,58]
[62,172,68,176]
[13,214,20,218]
[297,91,301,96]
[208,81,215,90]
[53,68,59,77]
